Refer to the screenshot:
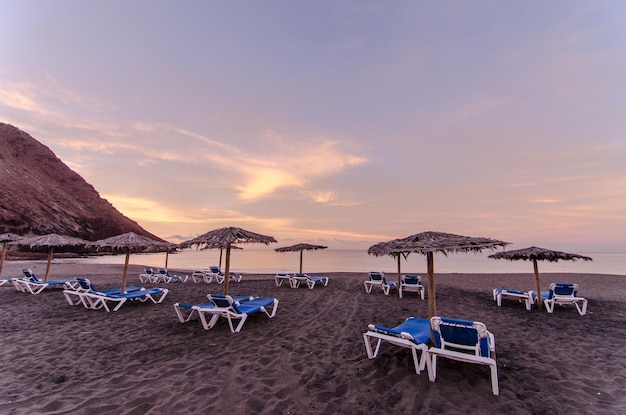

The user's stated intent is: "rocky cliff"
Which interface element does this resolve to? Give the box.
[0,123,163,242]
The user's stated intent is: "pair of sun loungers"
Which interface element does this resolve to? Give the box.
[274,273,329,289]
[363,316,499,395]
[63,277,169,312]
[364,272,425,299]
[493,283,588,315]
[139,268,189,283]
[174,294,279,333]
[10,268,79,295]
[190,266,243,284]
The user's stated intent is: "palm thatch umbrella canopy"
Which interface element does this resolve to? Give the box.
[275,243,327,274]
[0,233,22,278]
[489,246,592,311]
[179,227,277,294]
[19,233,88,281]
[369,231,510,318]
[87,232,171,293]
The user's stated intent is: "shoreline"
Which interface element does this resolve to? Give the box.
[1,261,624,414]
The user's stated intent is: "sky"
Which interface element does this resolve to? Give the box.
[1,0,625,252]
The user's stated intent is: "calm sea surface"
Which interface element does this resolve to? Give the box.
[56,249,626,276]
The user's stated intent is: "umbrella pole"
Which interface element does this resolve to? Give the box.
[223,245,231,295]
[219,249,223,269]
[0,241,7,278]
[533,258,543,311]
[121,249,130,294]
[45,247,54,282]
[299,251,303,274]
[427,252,435,319]
[165,251,169,269]
[397,255,402,297]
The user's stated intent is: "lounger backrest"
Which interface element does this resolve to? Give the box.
[403,275,422,285]
[208,294,237,311]
[369,272,383,282]
[431,317,490,358]
[75,277,93,290]
[209,266,223,275]
[22,268,39,281]
[145,268,155,275]
[158,268,168,275]
[550,283,578,298]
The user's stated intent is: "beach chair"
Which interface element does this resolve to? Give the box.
[364,271,398,295]
[157,268,189,283]
[542,283,588,316]
[63,277,142,307]
[209,266,243,284]
[192,270,213,283]
[290,273,329,289]
[82,287,169,312]
[12,268,78,294]
[428,316,499,395]
[139,267,159,283]
[400,275,425,299]
[363,317,432,375]
[173,296,253,323]
[274,273,293,287]
[492,288,533,310]
[194,294,278,333]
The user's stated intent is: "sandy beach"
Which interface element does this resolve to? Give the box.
[0,261,624,414]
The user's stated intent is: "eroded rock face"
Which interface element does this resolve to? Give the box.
[0,123,162,242]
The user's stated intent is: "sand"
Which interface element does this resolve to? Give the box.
[0,261,624,414]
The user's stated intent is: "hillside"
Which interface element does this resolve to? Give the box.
[0,123,162,243]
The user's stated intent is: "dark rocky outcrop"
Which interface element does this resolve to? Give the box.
[0,123,163,244]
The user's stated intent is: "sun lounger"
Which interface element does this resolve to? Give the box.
[139,268,160,284]
[173,296,253,323]
[12,268,78,294]
[364,271,398,295]
[540,283,588,315]
[492,288,533,310]
[191,270,213,283]
[291,273,329,289]
[274,273,292,287]
[428,316,499,395]
[208,266,243,284]
[157,268,189,283]
[63,277,142,307]
[400,275,425,299]
[194,294,278,333]
[363,317,432,374]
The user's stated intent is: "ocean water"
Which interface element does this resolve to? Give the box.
[60,249,626,276]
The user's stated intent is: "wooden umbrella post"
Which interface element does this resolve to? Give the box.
[427,251,436,319]
[223,245,231,295]
[165,251,169,269]
[533,258,543,311]
[44,247,54,282]
[299,250,303,274]
[0,241,7,278]
[219,249,223,270]
[397,255,402,297]
[121,249,130,294]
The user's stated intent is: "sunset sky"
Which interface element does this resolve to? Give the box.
[1,1,625,251]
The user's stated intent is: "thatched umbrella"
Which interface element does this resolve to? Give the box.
[0,233,22,278]
[179,227,276,294]
[275,243,327,274]
[369,231,510,318]
[367,240,411,296]
[489,246,592,311]
[19,233,88,281]
[87,232,171,293]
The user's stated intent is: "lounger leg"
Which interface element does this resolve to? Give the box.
[364,282,372,293]
[490,363,499,395]
[362,334,382,359]
[544,299,554,313]
[576,299,588,316]
[232,315,248,333]
[429,354,438,382]
[399,287,403,299]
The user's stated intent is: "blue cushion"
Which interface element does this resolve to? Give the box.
[371,317,431,344]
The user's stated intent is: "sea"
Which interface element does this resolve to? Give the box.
[54,249,626,276]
